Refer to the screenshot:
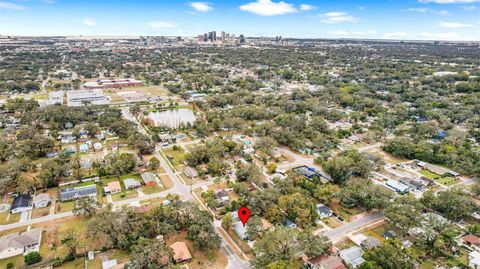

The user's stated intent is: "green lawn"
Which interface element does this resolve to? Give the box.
[420,170,440,180]
[0,212,20,225]
[163,147,186,166]
[112,190,138,202]
[436,177,458,186]
[57,200,75,213]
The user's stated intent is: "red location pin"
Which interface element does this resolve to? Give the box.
[238,207,251,226]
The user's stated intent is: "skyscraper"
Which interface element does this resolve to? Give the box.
[221,31,226,41]
[239,34,245,44]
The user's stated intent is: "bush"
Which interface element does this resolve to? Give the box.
[52,257,64,267]
[6,262,14,269]
[24,251,42,265]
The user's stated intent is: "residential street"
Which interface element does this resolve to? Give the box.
[322,212,385,243]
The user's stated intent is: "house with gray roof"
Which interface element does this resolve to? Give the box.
[0,228,42,259]
[339,246,365,268]
[123,178,141,189]
[59,184,97,201]
[32,193,51,208]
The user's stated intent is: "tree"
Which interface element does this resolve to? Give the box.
[323,150,371,184]
[73,197,100,217]
[246,216,265,241]
[252,226,299,268]
[24,251,42,265]
[384,196,423,236]
[127,238,173,269]
[61,230,79,258]
[364,239,415,269]
[266,163,277,174]
[298,227,332,258]
[148,157,160,171]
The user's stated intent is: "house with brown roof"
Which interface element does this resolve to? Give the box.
[0,228,42,259]
[462,234,480,250]
[170,241,192,263]
[104,181,121,194]
[305,255,346,269]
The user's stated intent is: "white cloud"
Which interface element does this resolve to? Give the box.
[328,30,348,36]
[437,10,451,15]
[190,2,213,13]
[460,5,477,10]
[0,2,26,10]
[408,7,429,12]
[420,32,461,40]
[320,12,358,24]
[299,4,316,11]
[148,21,176,29]
[419,0,480,3]
[82,18,96,27]
[240,0,297,16]
[384,32,408,38]
[438,21,474,28]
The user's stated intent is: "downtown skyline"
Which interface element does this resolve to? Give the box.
[0,0,480,41]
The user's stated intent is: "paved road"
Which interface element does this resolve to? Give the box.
[123,107,251,269]
[322,212,385,242]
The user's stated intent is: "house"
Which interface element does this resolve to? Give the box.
[386,179,409,194]
[233,222,248,240]
[170,241,192,263]
[104,181,121,194]
[214,190,230,202]
[361,237,381,250]
[292,166,324,180]
[469,251,480,269]
[141,172,158,187]
[61,135,76,144]
[184,166,198,179]
[463,235,480,248]
[32,193,51,208]
[305,255,347,269]
[79,143,89,153]
[317,204,333,219]
[10,194,32,213]
[123,178,141,189]
[0,228,42,259]
[93,142,103,151]
[80,158,92,169]
[59,185,97,201]
[102,259,119,269]
[339,247,365,268]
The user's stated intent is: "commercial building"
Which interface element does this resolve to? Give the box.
[83,79,143,90]
[66,89,110,107]
[43,90,64,106]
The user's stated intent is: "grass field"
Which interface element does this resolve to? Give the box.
[163,147,186,166]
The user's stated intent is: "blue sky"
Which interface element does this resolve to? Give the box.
[0,0,479,40]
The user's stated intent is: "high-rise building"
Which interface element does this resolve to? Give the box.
[239,34,245,44]
[212,31,217,41]
[221,31,226,41]
[197,35,203,42]
[203,33,208,42]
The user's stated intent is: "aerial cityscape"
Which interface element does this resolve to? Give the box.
[0,0,480,269]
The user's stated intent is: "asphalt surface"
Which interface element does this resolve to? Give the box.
[322,212,385,242]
